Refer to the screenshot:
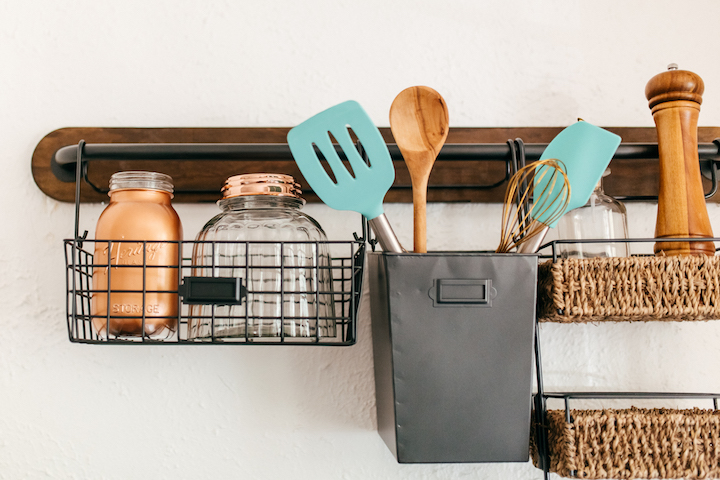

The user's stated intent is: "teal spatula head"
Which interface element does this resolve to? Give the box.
[532,121,621,227]
[287,100,394,220]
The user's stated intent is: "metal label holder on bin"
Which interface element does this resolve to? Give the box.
[368,251,538,463]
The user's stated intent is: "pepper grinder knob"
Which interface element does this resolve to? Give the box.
[645,65,715,255]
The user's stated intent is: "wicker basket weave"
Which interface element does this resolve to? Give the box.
[532,407,720,479]
[537,255,720,323]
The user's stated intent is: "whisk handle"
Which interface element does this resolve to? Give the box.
[516,224,549,254]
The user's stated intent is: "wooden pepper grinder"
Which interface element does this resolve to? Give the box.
[646,63,715,255]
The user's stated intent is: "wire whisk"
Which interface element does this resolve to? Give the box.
[496,159,571,253]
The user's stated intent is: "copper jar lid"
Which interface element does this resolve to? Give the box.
[221,173,303,199]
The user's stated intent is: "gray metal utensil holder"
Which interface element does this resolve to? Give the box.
[369,252,538,463]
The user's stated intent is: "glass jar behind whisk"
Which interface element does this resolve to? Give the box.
[188,173,335,340]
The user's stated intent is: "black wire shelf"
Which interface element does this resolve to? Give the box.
[64,238,364,345]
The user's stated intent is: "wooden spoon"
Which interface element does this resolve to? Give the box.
[389,86,449,253]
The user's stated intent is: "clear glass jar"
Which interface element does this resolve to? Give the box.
[91,171,182,339]
[188,174,335,340]
[557,169,630,258]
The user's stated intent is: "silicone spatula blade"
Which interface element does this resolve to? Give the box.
[287,100,404,252]
[518,121,621,252]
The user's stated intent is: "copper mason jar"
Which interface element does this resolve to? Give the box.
[91,171,183,339]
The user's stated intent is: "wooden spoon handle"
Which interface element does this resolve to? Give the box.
[412,179,428,253]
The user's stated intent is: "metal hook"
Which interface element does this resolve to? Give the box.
[703,140,720,199]
[507,139,520,189]
[515,138,531,231]
[707,161,718,199]
[74,140,86,242]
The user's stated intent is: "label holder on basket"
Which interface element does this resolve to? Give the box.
[179,277,246,305]
[429,278,497,307]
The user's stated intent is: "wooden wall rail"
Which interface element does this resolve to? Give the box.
[31,126,720,204]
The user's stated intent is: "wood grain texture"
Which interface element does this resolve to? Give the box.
[646,68,704,109]
[647,67,715,256]
[389,86,449,253]
[32,126,720,204]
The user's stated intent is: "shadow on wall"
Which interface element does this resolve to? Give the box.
[214,277,378,433]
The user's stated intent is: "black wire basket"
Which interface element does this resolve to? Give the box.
[62,139,366,346]
[64,238,364,345]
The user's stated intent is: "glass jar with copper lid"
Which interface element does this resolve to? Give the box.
[188,173,335,340]
[92,171,183,340]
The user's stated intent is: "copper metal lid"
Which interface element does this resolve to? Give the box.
[221,173,303,199]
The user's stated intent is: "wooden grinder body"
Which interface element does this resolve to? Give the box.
[646,68,715,255]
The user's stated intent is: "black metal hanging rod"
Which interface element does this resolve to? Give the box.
[51,141,720,183]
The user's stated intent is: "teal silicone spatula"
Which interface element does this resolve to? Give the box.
[287,100,405,252]
[517,121,622,253]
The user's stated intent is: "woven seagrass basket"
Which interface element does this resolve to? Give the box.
[537,255,720,323]
[532,407,720,479]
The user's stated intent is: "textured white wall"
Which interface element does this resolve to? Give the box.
[4,1,720,478]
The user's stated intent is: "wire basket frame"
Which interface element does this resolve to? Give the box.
[64,238,364,345]
[63,139,366,346]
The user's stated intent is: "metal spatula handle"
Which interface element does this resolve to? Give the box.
[369,214,406,253]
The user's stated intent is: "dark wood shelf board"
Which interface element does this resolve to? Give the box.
[31,126,720,203]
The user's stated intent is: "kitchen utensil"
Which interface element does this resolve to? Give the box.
[287,100,405,253]
[496,159,570,253]
[389,86,449,253]
[646,64,714,255]
[516,121,622,253]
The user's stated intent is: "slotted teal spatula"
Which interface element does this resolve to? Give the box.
[517,121,622,253]
[287,100,405,252]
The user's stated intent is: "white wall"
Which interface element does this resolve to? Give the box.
[4,1,720,478]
